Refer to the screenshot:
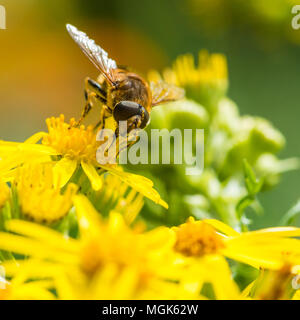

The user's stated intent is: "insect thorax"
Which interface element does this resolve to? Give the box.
[107,72,151,112]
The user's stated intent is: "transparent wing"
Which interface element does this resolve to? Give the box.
[66,24,117,86]
[150,80,185,106]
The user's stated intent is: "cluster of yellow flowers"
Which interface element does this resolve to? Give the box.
[1,187,300,299]
[0,51,299,300]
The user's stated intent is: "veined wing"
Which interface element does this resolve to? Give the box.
[150,80,185,106]
[66,24,117,86]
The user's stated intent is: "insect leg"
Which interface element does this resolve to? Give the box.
[76,92,97,126]
[116,131,138,157]
[93,104,111,131]
[75,78,108,127]
[85,77,107,99]
[126,115,142,132]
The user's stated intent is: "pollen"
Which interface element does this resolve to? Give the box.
[42,114,101,164]
[173,217,225,257]
[15,163,77,224]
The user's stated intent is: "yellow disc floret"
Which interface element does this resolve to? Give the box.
[80,221,150,282]
[148,50,228,109]
[42,115,101,164]
[167,50,228,88]
[15,163,77,224]
[148,50,228,92]
[173,217,225,257]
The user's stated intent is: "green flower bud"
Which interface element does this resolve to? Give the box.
[214,98,240,134]
[249,117,285,154]
[149,99,209,131]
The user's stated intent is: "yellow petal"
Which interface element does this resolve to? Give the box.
[81,161,103,191]
[24,132,47,144]
[201,256,240,300]
[54,270,77,300]
[293,290,300,300]
[99,164,168,209]
[204,219,240,237]
[5,220,78,252]
[53,157,77,188]
[17,143,57,155]
[241,280,256,299]
[242,227,300,238]
[0,232,77,264]
[223,246,283,270]
[73,194,102,235]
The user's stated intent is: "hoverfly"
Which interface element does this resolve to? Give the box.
[66,24,184,142]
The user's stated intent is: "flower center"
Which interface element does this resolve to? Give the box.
[16,163,77,224]
[42,115,101,163]
[80,230,152,288]
[173,217,225,257]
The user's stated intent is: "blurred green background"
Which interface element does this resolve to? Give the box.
[1,0,300,228]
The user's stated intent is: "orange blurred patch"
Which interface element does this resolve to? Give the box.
[0,13,167,136]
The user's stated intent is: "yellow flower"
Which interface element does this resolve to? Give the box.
[0,181,9,209]
[0,195,191,299]
[149,50,228,106]
[43,115,101,163]
[96,173,144,225]
[174,217,300,269]
[15,163,77,224]
[168,217,300,299]
[174,219,225,256]
[172,218,240,299]
[0,115,167,209]
[171,51,227,88]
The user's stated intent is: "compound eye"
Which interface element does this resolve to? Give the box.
[113,101,141,122]
[113,101,150,129]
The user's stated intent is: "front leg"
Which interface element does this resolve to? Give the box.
[75,77,108,127]
[126,115,142,133]
[114,116,141,158]
[117,131,139,158]
[93,104,111,132]
[85,77,107,100]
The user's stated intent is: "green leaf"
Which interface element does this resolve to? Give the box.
[236,159,264,221]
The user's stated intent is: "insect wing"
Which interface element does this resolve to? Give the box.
[150,80,185,106]
[66,24,117,86]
